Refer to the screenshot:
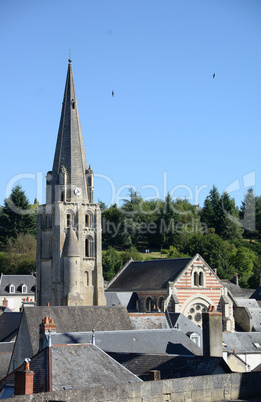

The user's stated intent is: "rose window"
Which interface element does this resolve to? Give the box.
[186,303,208,327]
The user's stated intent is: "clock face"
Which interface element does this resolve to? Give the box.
[74,187,82,196]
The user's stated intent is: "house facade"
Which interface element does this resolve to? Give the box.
[106,254,234,331]
[0,275,36,312]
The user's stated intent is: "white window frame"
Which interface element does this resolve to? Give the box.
[9,284,15,294]
[22,284,27,293]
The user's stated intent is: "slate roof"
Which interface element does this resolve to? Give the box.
[10,306,133,371]
[51,344,141,391]
[0,342,14,380]
[251,285,261,301]
[129,313,170,330]
[105,292,138,310]
[222,280,255,299]
[247,308,261,331]
[0,312,22,342]
[1,344,141,394]
[235,298,260,309]
[223,332,261,354]
[50,328,202,356]
[168,313,203,336]
[0,275,36,295]
[107,258,192,291]
[109,353,231,380]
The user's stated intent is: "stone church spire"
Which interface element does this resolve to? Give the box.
[46,59,93,204]
[36,60,106,307]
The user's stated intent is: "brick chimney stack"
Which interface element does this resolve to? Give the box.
[2,298,8,308]
[202,306,223,357]
[14,359,34,395]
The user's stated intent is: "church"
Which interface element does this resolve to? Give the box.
[36,59,106,307]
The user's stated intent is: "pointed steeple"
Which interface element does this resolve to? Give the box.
[47,59,92,203]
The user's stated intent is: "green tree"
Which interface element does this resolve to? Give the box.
[0,186,37,245]
[240,188,257,239]
[167,246,189,258]
[4,233,36,274]
[230,246,256,287]
[121,246,142,265]
[102,247,123,281]
[102,204,131,248]
[201,186,222,234]
[181,233,233,279]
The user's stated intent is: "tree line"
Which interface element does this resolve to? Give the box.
[101,187,261,287]
[0,185,261,288]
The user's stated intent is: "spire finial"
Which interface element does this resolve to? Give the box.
[68,48,72,64]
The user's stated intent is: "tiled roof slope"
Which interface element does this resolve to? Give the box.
[223,332,261,354]
[107,258,191,291]
[51,329,202,356]
[105,292,138,310]
[2,344,141,393]
[129,313,170,329]
[0,312,22,342]
[0,342,14,380]
[109,353,231,380]
[51,344,141,391]
[9,306,133,372]
[168,312,203,335]
[251,285,261,301]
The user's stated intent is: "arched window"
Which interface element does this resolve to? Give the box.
[145,297,152,312]
[85,214,90,227]
[193,272,198,286]
[199,272,203,286]
[67,214,71,227]
[85,239,89,257]
[158,297,165,312]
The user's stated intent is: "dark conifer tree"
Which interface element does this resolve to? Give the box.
[0,186,37,245]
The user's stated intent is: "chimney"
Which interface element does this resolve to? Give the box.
[202,306,222,357]
[14,359,34,395]
[39,317,56,351]
[2,298,8,308]
[232,273,238,286]
[213,269,217,275]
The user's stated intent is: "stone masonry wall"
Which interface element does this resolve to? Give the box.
[7,371,261,402]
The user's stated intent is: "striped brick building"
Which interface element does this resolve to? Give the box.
[106,254,234,331]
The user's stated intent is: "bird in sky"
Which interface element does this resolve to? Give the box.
[112,90,114,97]
[213,73,215,79]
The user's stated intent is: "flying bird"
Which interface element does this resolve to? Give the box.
[212,73,215,79]
[112,90,114,97]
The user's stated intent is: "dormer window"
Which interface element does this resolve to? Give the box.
[187,332,200,347]
[22,284,27,293]
[9,284,15,294]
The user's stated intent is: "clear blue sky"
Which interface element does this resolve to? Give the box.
[1,0,260,209]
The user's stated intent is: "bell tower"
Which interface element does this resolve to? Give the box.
[36,59,106,306]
